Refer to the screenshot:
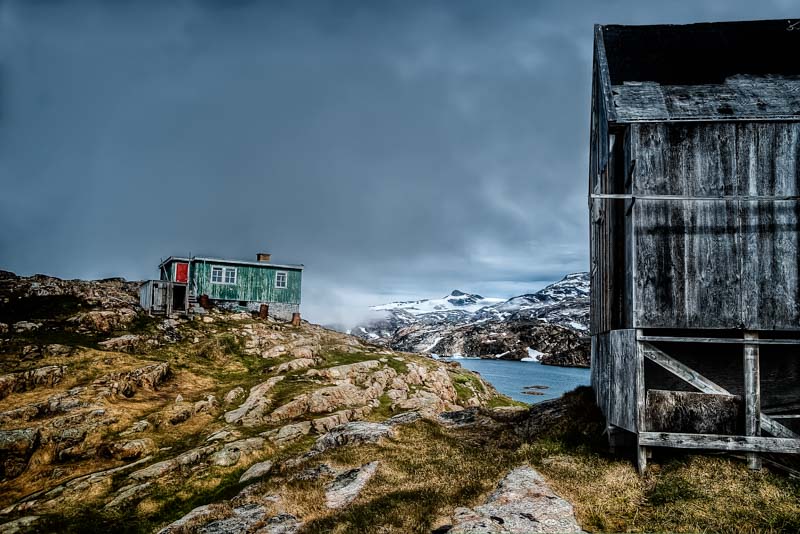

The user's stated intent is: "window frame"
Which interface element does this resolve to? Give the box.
[211,266,223,284]
[210,266,237,285]
[275,271,288,289]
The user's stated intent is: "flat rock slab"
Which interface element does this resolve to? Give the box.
[449,466,583,534]
[325,461,379,509]
[384,411,421,426]
[239,460,273,484]
[313,422,394,453]
[197,503,267,534]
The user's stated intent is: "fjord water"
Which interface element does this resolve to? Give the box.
[447,359,590,404]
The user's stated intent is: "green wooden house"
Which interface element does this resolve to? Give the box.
[139,253,303,320]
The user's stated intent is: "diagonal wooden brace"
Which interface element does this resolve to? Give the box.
[640,341,799,440]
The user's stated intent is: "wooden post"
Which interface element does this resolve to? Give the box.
[744,331,761,470]
[635,329,648,474]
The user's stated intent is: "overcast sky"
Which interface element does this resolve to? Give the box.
[0,0,796,325]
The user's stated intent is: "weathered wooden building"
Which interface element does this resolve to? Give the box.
[589,19,800,472]
[140,253,303,321]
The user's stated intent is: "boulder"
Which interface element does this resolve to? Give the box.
[104,482,151,509]
[165,404,193,425]
[120,420,150,436]
[224,377,284,424]
[313,422,394,453]
[0,365,67,400]
[0,427,40,479]
[384,411,421,426]
[449,466,584,534]
[197,503,268,534]
[193,395,218,414]
[12,321,41,333]
[306,360,380,384]
[325,461,379,509]
[238,460,273,484]
[293,463,337,481]
[98,334,147,353]
[223,386,245,405]
[266,421,312,445]
[273,358,316,374]
[209,437,265,467]
[105,438,156,460]
[311,411,351,434]
[438,408,477,427]
[255,512,302,534]
[129,459,178,481]
[68,309,136,334]
[157,504,215,534]
[92,362,170,398]
[306,383,369,414]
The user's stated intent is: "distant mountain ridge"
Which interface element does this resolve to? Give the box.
[348,273,590,367]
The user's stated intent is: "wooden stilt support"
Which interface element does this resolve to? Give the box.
[635,329,648,474]
[744,331,761,471]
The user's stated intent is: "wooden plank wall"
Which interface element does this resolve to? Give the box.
[589,47,631,336]
[631,122,800,331]
[592,329,638,432]
[738,124,800,330]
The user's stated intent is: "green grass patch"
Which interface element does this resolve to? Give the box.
[317,350,378,368]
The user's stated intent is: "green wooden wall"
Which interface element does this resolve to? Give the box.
[162,260,302,304]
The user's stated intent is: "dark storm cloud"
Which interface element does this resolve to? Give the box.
[0,0,795,324]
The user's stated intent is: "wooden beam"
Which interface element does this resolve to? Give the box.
[635,331,648,474]
[639,335,800,346]
[640,343,728,394]
[641,342,799,440]
[590,193,800,201]
[744,331,761,470]
[638,432,800,454]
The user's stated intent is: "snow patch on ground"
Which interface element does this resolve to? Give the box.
[521,347,544,362]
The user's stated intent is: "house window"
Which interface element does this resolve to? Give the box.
[224,267,237,284]
[275,271,288,289]
[211,266,237,285]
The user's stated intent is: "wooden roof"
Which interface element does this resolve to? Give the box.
[596,19,800,123]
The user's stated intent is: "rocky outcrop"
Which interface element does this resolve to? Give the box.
[0,272,507,530]
[395,320,589,366]
[98,334,153,353]
[239,460,273,484]
[223,376,284,424]
[325,461,379,509]
[313,422,394,453]
[449,466,583,533]
[0,366,66,400]
[68,309,138,334]
[92,362,171,398]
[0,428,40,479]
[209,437,266,467]
[263,421,312,446]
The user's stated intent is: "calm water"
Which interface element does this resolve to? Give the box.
[444,358,590,404]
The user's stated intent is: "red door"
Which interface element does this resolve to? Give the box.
[175,263,189,283]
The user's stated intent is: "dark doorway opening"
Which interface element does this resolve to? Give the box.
[172,285,186,312]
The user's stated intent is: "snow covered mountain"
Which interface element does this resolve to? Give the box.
[346,273,590,366]
[372,290,505,316]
